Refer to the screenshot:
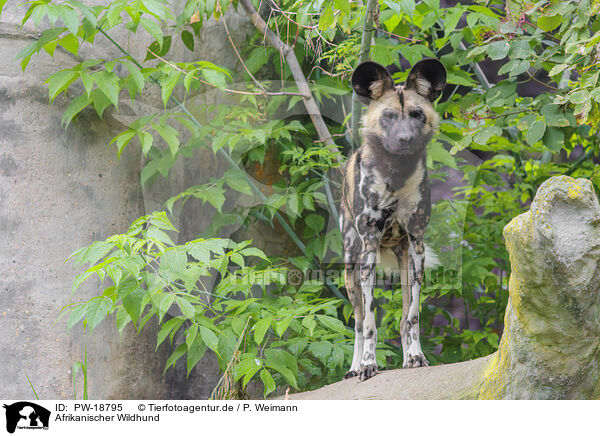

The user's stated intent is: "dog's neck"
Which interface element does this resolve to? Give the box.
[361,142,427,192]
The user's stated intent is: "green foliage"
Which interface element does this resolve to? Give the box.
[11,0,600,397]
[62,212,353,394]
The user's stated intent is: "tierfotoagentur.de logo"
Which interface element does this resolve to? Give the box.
[2,402,50,434]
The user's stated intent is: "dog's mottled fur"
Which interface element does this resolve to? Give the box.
[341,59,446,381]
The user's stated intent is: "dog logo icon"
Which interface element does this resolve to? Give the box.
[2,402,50,433]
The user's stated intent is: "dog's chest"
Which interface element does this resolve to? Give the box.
[365,160,425,231]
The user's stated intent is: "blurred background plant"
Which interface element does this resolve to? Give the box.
[9,0,600,397]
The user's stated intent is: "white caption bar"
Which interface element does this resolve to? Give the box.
[0,399,595,435]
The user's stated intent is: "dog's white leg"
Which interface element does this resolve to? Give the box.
[344,265,364,379]
[400,236,428,368]
[349,321,364,374]
[359,246,379,380]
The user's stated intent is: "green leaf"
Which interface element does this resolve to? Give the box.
[511,60,531,77]
[160,70,181,107]
[177,297,196,319]
[234,356,260,382]
[181,30,194,51]
[72,270,94,294]
[140,16,164,48]
[305,214,324,231]
[116,306,131,334]
[223,169,253,195]
[67,304,87,331]
[526,120,546,145]
[319,4,334,30]
[548,64,568,77]
[509,39,530,59]
[423,0,439,11]
[199,326,219,353]
[62,94,90,127]
[153,122,180,156]
[95,70,120,108]
[400,0,415,16]
[541,104,571,127]
[142,0,171,21]
[487,40,510,60]
[58,33,79,56]
[474,126,502,145]
[201,69,227,89]
[90,88,112,118]
[186,340,206,376]
[445,70,477,87]
[242,362,262,388]
[123,60,145,95]
[138,131,154,155]
[275,316,293,337]
[183,71,196,93]
[468,45,487,58]
[254,317,271,345]
[517,113,536,131]
[80,71,95,96]
[542,126,564,152]
[58,5,79,35]
[157,317,184,349]
[537,14,561,32]
[316,314,346,332]
[569,90,590,105]
[85,297,112,330]
[164,343,187,372]
[47,70,77,101]
[153,292,175,321]
[204,185,226,211]
[302,315,316,335]
[145,35,172,61]
[122,288,145,324]
[428,141,457,169]
[370,44,395,66]
[185,324,198,349]
[443,7,463,35]
[112,130,136,158]
[68,0,97,27]
[259,369,276,397]
[264,348,298,389]
[239,247,268,260]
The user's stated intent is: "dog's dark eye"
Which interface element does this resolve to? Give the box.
[409,108,425,121]
[383,110,395,120]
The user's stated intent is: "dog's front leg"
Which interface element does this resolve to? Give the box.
[357,218,382,381]
[399,234,428,368]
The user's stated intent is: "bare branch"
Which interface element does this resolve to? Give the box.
[239,0,342,167]
[218,2,268,95]
[147,48,305,97]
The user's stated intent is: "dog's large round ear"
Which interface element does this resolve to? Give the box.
[405,58,447,102]
[351,61,395,104]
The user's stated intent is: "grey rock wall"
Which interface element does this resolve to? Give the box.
[0,1,253,399]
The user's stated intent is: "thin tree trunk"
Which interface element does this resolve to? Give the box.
[350,0,378,149]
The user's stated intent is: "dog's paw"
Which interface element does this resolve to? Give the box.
[403,353,429,368]
[359,364,379,381]
[343,370,358,380]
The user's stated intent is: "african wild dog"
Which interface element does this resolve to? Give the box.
[340,59,446,381]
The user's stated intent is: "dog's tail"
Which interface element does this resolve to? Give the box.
[424,244,440,269]
[376,244,440,272]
